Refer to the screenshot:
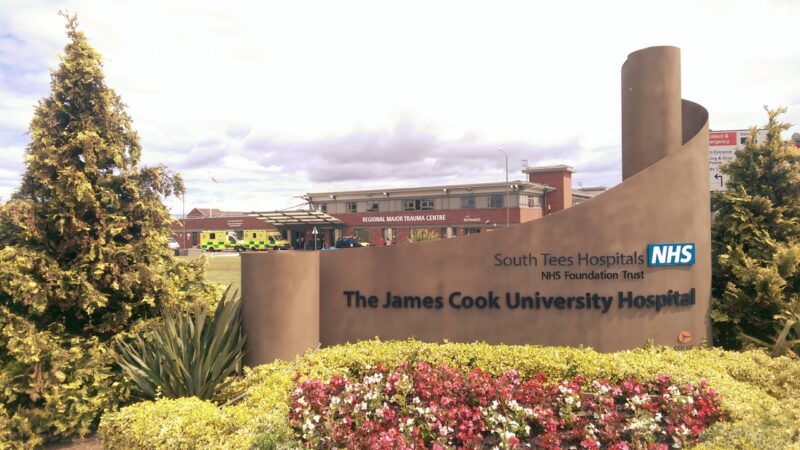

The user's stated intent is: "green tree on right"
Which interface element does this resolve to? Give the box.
[711,107,800,353]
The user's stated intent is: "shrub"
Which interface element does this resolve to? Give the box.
[0,304,134,449]
[409,229,440,242]
[98,397,253,450]
[114,288,246,400]
[99,340,800,449]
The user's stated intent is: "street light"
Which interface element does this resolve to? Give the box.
[182,192,186,251]
[497,149,509,227]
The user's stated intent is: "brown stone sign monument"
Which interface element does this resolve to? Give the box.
[241,46,711,365]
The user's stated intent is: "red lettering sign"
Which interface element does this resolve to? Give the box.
[709,132,737,146]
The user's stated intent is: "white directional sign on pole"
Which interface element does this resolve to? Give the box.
[709,129,766,191]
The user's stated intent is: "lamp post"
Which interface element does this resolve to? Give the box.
[182,192,186,250]
[497,149,509,227]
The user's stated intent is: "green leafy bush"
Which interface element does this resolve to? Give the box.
[98,397,254,449]
[0,304,134,449]
[114,288,245,400]
[99,340,800,449]
[409,229,440,242]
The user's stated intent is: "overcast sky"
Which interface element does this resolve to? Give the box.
[2,0,799,213]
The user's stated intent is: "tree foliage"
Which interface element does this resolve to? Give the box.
[0,14,215,446]
[711,107,800,350]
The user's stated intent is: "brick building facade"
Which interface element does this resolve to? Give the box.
[173,167,605,249]
[304,165,603,246]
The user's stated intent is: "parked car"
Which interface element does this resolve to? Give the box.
[167,237,180,251]
[335,236,369,248]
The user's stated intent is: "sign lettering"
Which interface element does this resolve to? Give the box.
[648,243,695,266]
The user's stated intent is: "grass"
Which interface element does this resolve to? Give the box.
[177,253,241,294]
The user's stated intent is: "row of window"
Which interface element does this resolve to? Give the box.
[344,198,443,212]
[345,201,383,213]
[396,195,507,210]
[403,198,436,211]
[317,194,537,214]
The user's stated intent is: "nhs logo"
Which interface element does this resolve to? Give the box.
[647,243,695,266]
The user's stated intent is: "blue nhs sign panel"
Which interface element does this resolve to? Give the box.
[647,243,695,266]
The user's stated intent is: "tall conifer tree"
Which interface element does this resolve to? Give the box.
[711,107,800,348]
[0,14,214,445]
[0,14,211,337]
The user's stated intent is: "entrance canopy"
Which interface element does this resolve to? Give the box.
[248,210,345,227]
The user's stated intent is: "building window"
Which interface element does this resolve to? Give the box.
[489,194,504,209]
[317,203,327,213]
[464,227,481,235]
[573,197,585,206]
[403,199,435,211]
[461,196,475,209]
[346,202,357,213]
[191,232,198,245]
[528,195,543,208]
[367,202,379,212]
[440,227,447,238]
[354,228,370,243]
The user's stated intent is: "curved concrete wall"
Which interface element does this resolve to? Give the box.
[241,251,319,365]
[242,46,710,364]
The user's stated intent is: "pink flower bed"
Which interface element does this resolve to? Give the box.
[289,362,722,449]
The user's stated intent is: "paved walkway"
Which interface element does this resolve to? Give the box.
[43,436,100,450]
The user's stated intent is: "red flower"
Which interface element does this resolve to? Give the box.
[288,363,722,448]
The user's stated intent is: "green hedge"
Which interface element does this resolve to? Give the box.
[98,340,800,449]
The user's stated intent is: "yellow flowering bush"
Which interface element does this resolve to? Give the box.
[99,340,800,449]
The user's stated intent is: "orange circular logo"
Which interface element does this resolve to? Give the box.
[677,331,693,344]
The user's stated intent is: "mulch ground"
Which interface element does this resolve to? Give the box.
[43,436,101,450]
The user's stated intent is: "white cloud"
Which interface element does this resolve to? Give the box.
[1,0,799,211]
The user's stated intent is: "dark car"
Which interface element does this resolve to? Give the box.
[334,236,369,248]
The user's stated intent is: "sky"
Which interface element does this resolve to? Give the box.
[1,0,799,213]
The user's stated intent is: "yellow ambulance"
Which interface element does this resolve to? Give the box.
[243,230,291,251]
[200,230,245,252]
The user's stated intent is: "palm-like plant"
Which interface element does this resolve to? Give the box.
[114,287,246,399]
[742,310,800,358]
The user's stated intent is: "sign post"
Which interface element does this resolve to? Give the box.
[312,227,319,250]
[709,130,766,191]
